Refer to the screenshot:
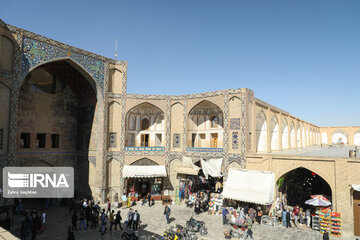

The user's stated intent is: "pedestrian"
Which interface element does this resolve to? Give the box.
[248,207,256,224]
[79,210,87,230]
[85,205,91,228]
[40,209,46,232]
[82,199,88,209]
[221,207,229,225]
[114,193,119,209]
[323,229,329,240]
[293,205,299,227]
[245,214,253,240]
[67,226,75,240]
[72,211,78,231]
[256,207,262,224]
[31,217,38,240]
[109,210,115,232]
[305,209,311,228]
[100,214,107,235]
[286,209,291,228]
[164,205,171,224]
[148,193,152,207]
[106,199,111,215]
[20,219,29,240]
[114,210,123,230]
[132,210,140,230]
[127,208,133,229]
[282,208,287,227]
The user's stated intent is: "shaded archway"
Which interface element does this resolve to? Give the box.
[277,167,332,208]
[270,115,280,151]
[281,119,289,150]
[331,129,348,144]
[354,129,360,146]
[290,122,296,149]
[17,59,98,197]
[187,100,224,148]
[256,109,267,152]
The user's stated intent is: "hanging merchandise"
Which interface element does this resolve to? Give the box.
[208,193,223,215]
[330,212,342,238]
[319,207,331,234]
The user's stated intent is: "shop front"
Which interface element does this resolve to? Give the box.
[123,165,167,201]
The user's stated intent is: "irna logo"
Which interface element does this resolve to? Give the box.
[8,172,69,188]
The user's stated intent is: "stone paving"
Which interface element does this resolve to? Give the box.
[12,202,339,240]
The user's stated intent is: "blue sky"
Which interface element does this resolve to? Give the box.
[2,0,359,126]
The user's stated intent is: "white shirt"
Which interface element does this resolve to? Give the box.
[41,213,46,223]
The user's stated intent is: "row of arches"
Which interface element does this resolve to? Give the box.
[321,129,360,145]
[256,110,320,152]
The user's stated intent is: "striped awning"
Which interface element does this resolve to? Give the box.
[123,165,167,178]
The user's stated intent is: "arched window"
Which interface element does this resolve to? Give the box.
[0,35,14,72]
[141,118,150,130]
[211,116,218,128]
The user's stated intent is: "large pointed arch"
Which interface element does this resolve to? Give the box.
[290,121,296,149]
[331,129,348,144]
[270,115,280,151]
[281,118,289,150]
[256,109,267,152]
[354,129,360,145]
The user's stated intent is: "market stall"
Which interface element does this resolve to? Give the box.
[123,165,167,201]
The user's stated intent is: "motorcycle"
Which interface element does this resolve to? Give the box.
[121,229,139,240]
[163,225,197,240]
[185,217,208,235]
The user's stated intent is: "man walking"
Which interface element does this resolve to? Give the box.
[286,209,291,228]
[148,193,152,207]
[109,210,115,232]
[245,214,253,240]
[132,210,140,230]
[114,210,123,230]
[222,207,229,225]
[282,208,287,227]
[293,205,299,227]
[127,208,133,229]
[164,205,171,224]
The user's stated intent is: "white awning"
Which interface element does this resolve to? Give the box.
[201,158,223,179]
[176,157,201,175]
[222,168,275,205]
[351,184,360,191]
[123,165,167,178]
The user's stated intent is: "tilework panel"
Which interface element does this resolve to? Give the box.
[232,132,239,149]
[230,118,240,130]
[22,37,106,94]
[173,134,181,148]
[109,132,117,148]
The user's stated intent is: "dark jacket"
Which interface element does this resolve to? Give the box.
[323,232,329,240]
[286,211,291,222]
[115,213,122,223]
[133,213,140,223]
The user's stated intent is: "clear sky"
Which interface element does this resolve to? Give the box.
[2,0,359,126]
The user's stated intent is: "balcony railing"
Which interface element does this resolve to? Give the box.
[125,147,165,151]
[186,147,223,152]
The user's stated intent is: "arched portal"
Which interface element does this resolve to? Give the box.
[187,100,224,148]
[125,103,165,147]
[270,115,280,151]
[281,119,289,150]
[296,125,301,148]
[331,129,348,144]
[354,130,360,145]
[290,122,296,149]
[277,167,332,208]
[256,110,267,152]
[17,59,98,196]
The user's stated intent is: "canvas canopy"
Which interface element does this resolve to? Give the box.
[123,165,167,178]
[176,157,200,175]
[201,158,223,179]
[222,168,275,205]
[351,184,360,191]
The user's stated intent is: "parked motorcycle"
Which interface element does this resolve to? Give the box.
[186,217,208,235]
[121,229,139,240]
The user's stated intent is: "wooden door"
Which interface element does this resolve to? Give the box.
[354,191,360,236]
[354,202,360,236]
[141,134,149,147]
